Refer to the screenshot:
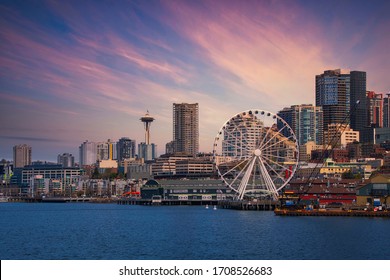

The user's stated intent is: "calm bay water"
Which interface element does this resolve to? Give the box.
[0,203,389,260]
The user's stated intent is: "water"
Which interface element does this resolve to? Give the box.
[0,203,389,260]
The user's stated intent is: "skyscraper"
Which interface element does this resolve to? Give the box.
[173,103,199,156]
[97,139,116,161]
[367,91,383,128]
[79,140,97,166]
[278,104,323,145]
[117,137,136,162]
[383,94,390,128]
[349,71,367,133]
[57,153,75,167]
[315,69,350,132]
[316,69,367,138]
[13,144,31,168]
[138,143,156,162]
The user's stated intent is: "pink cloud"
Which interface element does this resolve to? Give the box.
[159,1,336,108]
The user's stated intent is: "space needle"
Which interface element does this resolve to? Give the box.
[140,111,155,145]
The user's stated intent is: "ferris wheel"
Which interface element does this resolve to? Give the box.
[212,109,299,200]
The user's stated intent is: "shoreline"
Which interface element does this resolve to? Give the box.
[274,208,390,217]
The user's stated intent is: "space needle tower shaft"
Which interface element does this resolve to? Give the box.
[140,111,155,144]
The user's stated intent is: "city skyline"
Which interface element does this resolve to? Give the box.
[1,0,389,161]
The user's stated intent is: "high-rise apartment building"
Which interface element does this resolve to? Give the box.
[117,137,136,162]
[57,153,75,167]
[138,143,157,162]
[173,103,199,156]
[79,140,97,166]
[316,69,367,140]
[349,71,367,133]
[97,139,116,161]
[315,69,350,132]
[277,104,323,145]
[13,144,32,168]
[165,141,175,155]
[383,94,390,128]
[367,91,383,128]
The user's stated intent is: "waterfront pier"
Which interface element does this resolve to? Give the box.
[117,198,218,206]
[274,209,390,217]
[117,198,278,211]
[6,196,93,203]
[218,200,278,211]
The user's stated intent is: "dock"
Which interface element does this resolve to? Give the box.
[218,200,278,211]
[117,198,218,206]
[274,209,390,217]
[6,196,94,203]
[117,198,278,210]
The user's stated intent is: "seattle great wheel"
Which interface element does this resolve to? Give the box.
[212,109,299,200]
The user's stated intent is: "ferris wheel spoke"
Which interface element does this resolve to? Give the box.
[261,135,294,151]
[223,140,251,155]
[262,156,290,173]
[228,118,247,133]
[222,127,242,144]
[221,159,248,177]
[251,158,260,189]
[237,156,256,200]
[259,122,290,150]
[257,125,274,150]
[257,156,278,199]
[228,157,253,188]
[263,145,294,152]
[253,158,267,187]
[223,129,252,153]
[261,152,290,161]
[262,158,288,183]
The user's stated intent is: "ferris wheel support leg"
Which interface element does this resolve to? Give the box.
[257,156,279,200]
[237,157,256,200]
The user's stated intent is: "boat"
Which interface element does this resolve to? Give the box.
[151,195,162,204]
[213,205,217,210]
[205,204,209,209]
[0,196,9,203]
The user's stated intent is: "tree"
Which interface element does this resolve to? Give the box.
[91,167,100,179]
[342,171,355,179]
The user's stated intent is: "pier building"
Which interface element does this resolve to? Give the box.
[140,179,233,201]
[356,173,390,208]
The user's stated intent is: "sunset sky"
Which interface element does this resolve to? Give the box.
[1,0,389,161]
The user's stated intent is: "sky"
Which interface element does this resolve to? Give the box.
[1,0,389,162]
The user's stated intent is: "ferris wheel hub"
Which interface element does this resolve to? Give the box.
[254,149,261,156]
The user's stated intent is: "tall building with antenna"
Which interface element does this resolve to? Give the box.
[139,111,157,161]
